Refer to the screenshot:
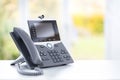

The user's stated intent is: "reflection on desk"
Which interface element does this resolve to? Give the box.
[0,60,120,80]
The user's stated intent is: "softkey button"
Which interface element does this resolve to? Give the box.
[63,56,71,60]
[61,49,66,54]
[42,58,49,61]
[40,51,45,56]
[40,45,44,48]
[54,44,58,47]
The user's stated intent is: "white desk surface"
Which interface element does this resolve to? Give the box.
[0,60,120,80]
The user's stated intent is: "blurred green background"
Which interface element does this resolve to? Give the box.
[0,0,18,59]
[0,0,105,60]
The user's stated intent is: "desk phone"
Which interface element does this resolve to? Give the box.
[10,18,73,76]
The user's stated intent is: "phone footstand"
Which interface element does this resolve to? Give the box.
[11,55,25,65]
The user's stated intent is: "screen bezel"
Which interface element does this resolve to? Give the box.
[28,20,60,42]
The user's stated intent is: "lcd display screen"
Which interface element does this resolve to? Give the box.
[33,23,55,38]
[28,20,60,42]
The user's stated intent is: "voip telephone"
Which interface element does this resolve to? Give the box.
[10,19,73,76]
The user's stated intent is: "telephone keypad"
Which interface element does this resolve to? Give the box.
[48,51,63,63]
[36,42,74,67]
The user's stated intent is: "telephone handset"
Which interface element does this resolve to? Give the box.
[10,27,43,75]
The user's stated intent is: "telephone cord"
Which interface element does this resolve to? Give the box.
[15,63,43,76]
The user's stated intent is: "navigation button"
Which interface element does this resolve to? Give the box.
[46,43,53,49]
